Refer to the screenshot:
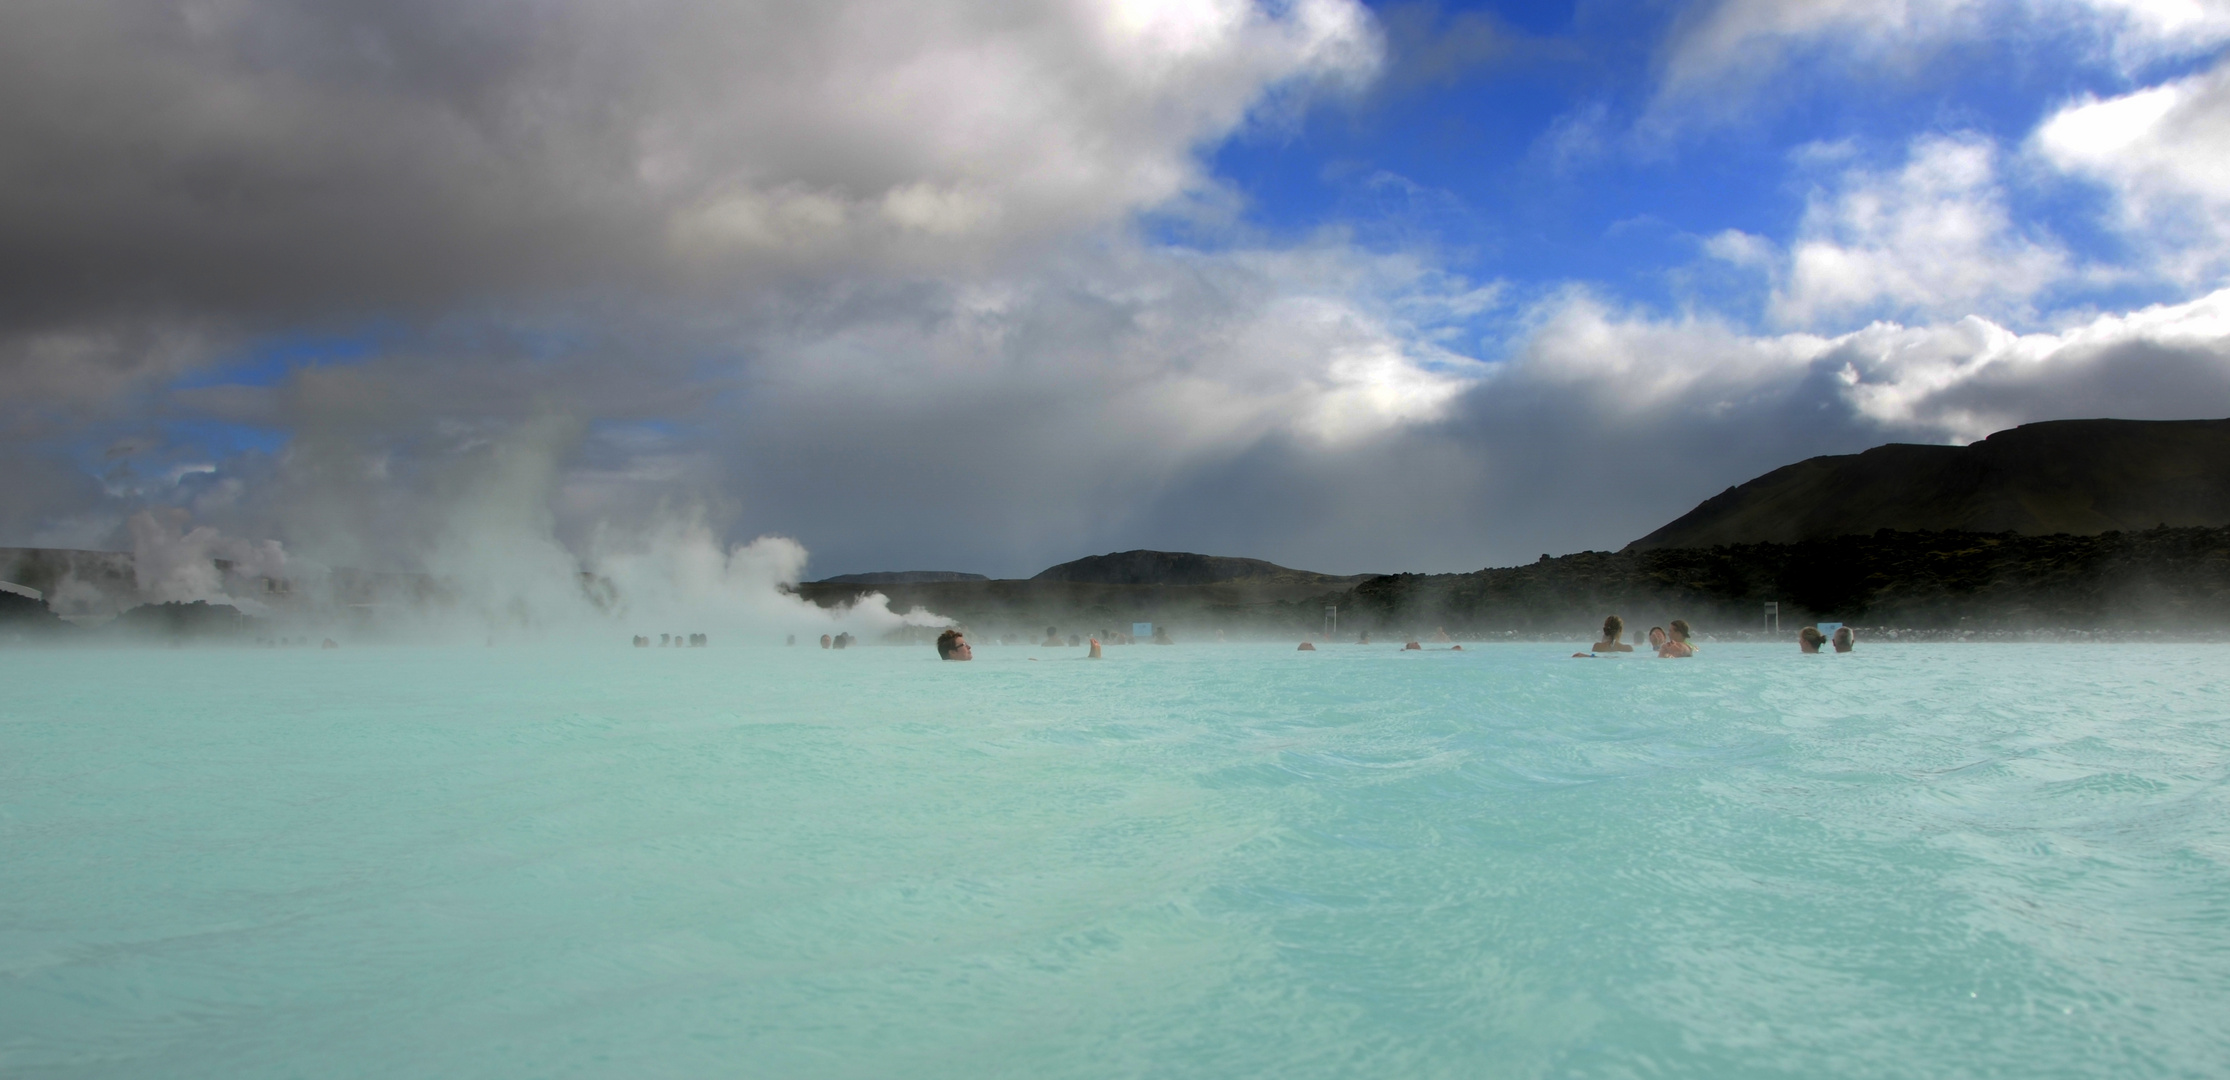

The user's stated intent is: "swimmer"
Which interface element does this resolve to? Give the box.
[1799,626,1825,653]
[936,628,973,661]
[1088,636,1103,659]
[1588,615,1634,654]
[1646,626,1668,652]
[1833,626,1855,653]
[1297,640,1316,651]
[1658,619,1696,658]
[1404,641,1422,650]
[821,634,832,649]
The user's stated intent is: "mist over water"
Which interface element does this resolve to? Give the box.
[5,642,2227,1077]
[27,418,951,643]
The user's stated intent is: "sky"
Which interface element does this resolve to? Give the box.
[7,0,2230,580]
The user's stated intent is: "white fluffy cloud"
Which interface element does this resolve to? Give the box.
[1657,0,2230,113]
[1771,135,2072,328]
[1701,134,2075,331]
[1518,283,2230,445]
[2036,54,2230,282]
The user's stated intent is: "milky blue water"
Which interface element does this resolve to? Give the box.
[4,642,2228,1078]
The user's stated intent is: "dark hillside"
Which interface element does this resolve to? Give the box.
[1351,526,2230,636]
[1032,550,1368,586]
[106,600,254,639]
[0,590,69,638]
[1630,418,2230,550]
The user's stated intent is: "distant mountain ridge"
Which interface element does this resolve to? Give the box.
[1629,418,2230,550]
[813,571,989,585]
[1031,549,1368,586]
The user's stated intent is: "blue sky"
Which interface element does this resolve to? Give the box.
[7,0,2230,584]
[1213,0,2202,329]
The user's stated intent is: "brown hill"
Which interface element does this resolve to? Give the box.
[1628,418,2230,550]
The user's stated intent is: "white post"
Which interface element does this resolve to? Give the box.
[1764,602,1779,635]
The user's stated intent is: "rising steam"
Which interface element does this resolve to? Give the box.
[79,417,951,643]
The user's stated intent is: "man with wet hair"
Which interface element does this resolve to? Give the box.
[936,628,973,661]
[1832,626,1856,653]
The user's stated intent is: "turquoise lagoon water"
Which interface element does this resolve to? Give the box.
[3,642,2228,1078]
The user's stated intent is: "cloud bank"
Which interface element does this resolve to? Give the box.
[4,0,2230,602]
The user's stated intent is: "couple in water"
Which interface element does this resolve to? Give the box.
[1798,625,1856,653]
[1575,616,1694,658]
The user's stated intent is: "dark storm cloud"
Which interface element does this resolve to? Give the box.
[0,0,1378,392]
[6,0,2230,585]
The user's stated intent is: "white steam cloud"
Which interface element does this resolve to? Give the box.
[100,417,951,643]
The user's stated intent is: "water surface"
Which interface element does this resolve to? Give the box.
[4,642,2227,1077]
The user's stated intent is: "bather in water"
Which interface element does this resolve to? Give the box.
[1588,616,1633,654]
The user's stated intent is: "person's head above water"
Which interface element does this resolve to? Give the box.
[1592,615,1633,652]
[935,628,972,661]
[1799,626,1826,653]
[1647,626,1668,648]
[1668,620,1691,641]
[1832,626,1855,653]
